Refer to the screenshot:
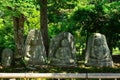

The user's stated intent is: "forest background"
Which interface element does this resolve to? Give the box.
[0,0,120,67]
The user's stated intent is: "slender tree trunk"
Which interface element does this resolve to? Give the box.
[40,0,49,56]
[108,39,113,55]
[13,14,25,59]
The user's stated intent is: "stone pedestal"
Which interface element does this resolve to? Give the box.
[85,33,113,67]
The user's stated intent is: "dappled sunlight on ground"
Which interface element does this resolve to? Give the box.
[0,55,120,73]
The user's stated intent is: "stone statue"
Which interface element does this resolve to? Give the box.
[1,48,13,67]
[55,39,72,63]
[49,32,77,67]
[85,33,113,67]
[24,29,46,67]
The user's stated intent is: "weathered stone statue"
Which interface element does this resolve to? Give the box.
[49,32,77,67]
[85,33,113,67]
[1,48,13,67]
[24,29,46,67]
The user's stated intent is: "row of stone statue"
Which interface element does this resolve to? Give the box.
[1,29,113,68]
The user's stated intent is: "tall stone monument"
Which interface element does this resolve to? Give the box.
[49,32,77,67]
[85,33,113,67]
[1,48,13,67]
[24,29,46,67]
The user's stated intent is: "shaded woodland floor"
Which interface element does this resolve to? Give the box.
[112,55,120,68]
[112,55,120,63]
[0,55,120,73]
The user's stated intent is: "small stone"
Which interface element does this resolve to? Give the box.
[1,48,13,67]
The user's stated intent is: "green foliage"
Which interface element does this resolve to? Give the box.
[0,0,39,53]
[69,1,120,53]
[24,9,40,35]
[0,0,35,17]
[48,23,61,38]
[48,0,78,41]
[0,16,15,52]
[48,0,77,23]
[48,0,77,9]
[48,0,120,55]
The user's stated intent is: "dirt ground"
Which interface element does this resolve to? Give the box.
[0,55,119,72]
[112,55,120,68]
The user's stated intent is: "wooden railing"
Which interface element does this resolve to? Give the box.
[0,73,120,80]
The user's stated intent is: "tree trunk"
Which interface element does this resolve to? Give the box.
[13,14,25,59]
[40,0,49,56]
[108,39,113,55]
